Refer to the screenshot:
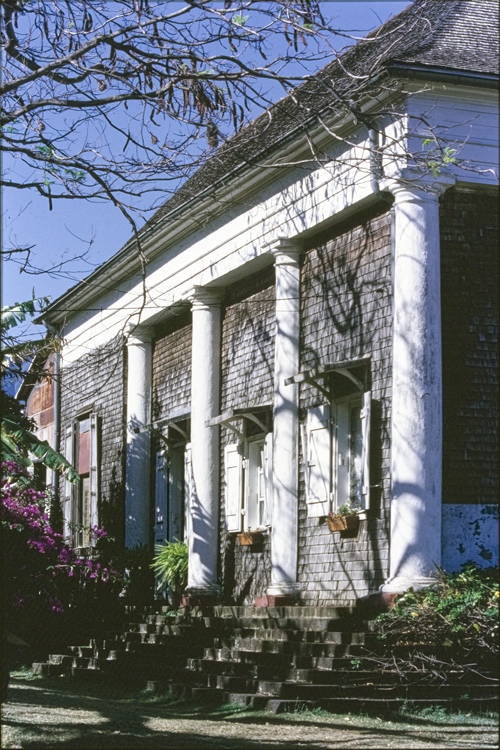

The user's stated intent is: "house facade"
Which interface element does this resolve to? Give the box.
[37,0,498,607]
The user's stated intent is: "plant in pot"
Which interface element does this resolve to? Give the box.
[150,540,188,609]
[326,499,361,532]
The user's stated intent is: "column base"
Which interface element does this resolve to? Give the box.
[267,582,300,598]
[355,591,399,615]
[182,584,221,608]
[255,595,299,607]
[380,575,439,595]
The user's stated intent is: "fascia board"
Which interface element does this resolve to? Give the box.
[39,88,402,327]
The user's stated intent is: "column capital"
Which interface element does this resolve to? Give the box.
[189,286,224,311]
[380,171,455,202]
[265,236,301,267]
[125,324,153,346]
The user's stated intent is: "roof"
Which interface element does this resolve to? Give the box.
[40,0,499,323]
[145,0,499,230]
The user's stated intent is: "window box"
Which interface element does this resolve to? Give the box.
[326,513,360,533]
[237,530,264,546]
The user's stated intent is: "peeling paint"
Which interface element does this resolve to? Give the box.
[442,504,499,572]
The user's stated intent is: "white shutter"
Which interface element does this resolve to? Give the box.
[184,443,192,545]
[263,432,273,526]
[155,451,166,544]
[306,405,332,517]
[89,413,99,532]
[63,424,74,540]
[225,443,242,532]
[336,403,349,509]
[361,391,371,510]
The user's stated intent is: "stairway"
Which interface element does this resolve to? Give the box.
[33,604,498,714]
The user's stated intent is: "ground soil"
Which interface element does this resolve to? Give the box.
[1,675,498,749]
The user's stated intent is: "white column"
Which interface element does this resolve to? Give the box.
[125,326,153,549]
[268,239,301,598]
[187,287,222,596]
[383,178,452,593]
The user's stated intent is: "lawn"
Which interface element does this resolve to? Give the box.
[2,670,498,749]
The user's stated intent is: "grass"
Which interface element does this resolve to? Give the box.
[3,670,498,749]
[8,667,499,726]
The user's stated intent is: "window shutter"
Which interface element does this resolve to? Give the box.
[89,413,100,531]
[336,403,349,509]
[184,443,192,545]
[225,443,242,532]
[306,405,331,517]
[63,424,74,539]
[361,390,371,510]
[263,432,273,526]
[155,451,166,545]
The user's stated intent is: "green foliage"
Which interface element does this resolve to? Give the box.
[375,563,499,660]
[1,298,79,482]
[232,14,249,26]
[331,498,360,517]
[151,540,188,593]
[421,138,457,177]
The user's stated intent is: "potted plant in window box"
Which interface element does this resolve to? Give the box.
[237,527,265,546]
[326,500,361,532]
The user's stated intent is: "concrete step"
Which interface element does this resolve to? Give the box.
[211,606,358,619]
[230,637,367,657]
[255,681,498,700]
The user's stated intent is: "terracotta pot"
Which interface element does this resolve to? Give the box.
[326,514,359,532]
[237,532,264,546]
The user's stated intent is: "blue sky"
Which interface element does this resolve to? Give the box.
[2,2,409,333]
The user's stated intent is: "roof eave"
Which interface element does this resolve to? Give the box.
[386,62,499,88]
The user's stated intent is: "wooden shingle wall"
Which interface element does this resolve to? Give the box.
[441,188,498,506]
[298,206,393,605]
[219,267,275,604]
[59,337,126,544]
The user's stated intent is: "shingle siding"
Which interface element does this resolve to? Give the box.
[440,188,499,505]
[59,337,126,545]
[152,311,192,421]
[219,267,275,604]
[298,206,393,605]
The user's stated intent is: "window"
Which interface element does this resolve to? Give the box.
[63,414,99,546]
[154,417,191,547]
[225,433,273,533]
[304,391,371,517]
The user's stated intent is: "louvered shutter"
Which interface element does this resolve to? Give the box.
[225,443,242,532]
[63,424,74,540]
[263,432,273,526]
[361,391,371,510]
[89,414,99,531]
[306,405,332,517]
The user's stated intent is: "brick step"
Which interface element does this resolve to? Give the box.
[48,655,74,667]
[233,695,500,715]
[188,663,493,686]
[213,629,369,647]
[203,647,365,666]
[32,662,66,677]
[227,637,368,656]
[211,606,358,619]
[255,681,497,700]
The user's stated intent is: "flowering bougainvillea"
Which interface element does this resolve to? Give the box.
[2,461,124,654]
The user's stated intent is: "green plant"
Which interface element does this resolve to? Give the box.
[151,540,188,596]
[421,138,458,177]
[330,498,360,517]
[375,562,499,663]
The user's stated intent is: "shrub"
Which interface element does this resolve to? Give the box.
[375,563,499,666]
[1,461,124,660]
